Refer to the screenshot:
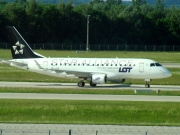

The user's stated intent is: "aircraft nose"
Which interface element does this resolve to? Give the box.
[160,68,172,78]
[166,69,172,77]
[163,68,172,78]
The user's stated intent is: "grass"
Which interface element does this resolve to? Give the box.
[0,99,180,125]
[1,49,180,63]
[0,87,180,96]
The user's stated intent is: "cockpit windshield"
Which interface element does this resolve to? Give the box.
[150,63,155,67]
[155,63,162,66]
[150,63,162,67]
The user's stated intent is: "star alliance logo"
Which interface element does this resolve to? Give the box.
[13,41,25,55]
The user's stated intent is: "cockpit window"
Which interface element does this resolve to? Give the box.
[150,63,162,67]
[150,63,155,67]
[155,63,162,66]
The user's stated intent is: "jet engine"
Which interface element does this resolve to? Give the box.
[91,74,107,84]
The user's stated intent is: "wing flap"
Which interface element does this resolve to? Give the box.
[54,70,91,78]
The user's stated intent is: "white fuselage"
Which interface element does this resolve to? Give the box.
[10,58,172,82]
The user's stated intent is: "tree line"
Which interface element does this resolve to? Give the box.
[0,0,180,47]
[4,0,180,6]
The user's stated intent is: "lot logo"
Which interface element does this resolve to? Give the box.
[119,67,132,73]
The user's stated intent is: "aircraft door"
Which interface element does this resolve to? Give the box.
[139,62,144,73]
[43,61,48,70]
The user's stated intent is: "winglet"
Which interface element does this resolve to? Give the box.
[6,26,45,59]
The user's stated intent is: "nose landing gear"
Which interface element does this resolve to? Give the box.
[145,81,150,88]
[90,81,97,87]
[145,79,151,88]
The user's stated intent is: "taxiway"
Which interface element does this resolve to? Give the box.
[0,82,180,102]
[0,82,179,90]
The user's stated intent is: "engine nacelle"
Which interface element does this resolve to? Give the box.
[91,74,107,84]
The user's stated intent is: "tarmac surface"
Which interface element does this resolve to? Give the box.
[0,93,180,102]
[0,123,180,135]
[0,82,180,102]
[0,82,180,90]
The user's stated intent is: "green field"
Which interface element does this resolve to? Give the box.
[0,99,180,126]
[1,49,180,63]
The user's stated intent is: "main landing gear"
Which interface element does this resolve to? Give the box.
[78,81,85,87]
[77,81,97,87]
[90,81,97,87]
[145,79,151,88]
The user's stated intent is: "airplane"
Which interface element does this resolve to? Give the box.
[4,26,172,88]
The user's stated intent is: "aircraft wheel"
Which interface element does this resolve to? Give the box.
[145,84,150,88]
[90,82,97,87]
[78,82,85,87]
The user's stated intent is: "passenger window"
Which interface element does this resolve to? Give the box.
[150,63,155,67]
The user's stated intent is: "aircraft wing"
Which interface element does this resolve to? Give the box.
[54,70,94,78]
